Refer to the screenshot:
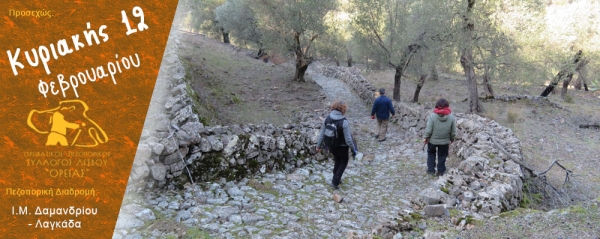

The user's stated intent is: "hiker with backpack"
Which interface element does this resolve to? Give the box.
[423,98,456,176]
[371,88,395,142]
[316,100,358,190]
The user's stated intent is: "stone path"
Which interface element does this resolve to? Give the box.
[113,67,441,239]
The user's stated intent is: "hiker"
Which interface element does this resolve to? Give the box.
[423,98,456,176]
[316,100,358,189]
[370,88,395,142]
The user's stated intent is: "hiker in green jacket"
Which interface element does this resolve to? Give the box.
[424,98,456,176]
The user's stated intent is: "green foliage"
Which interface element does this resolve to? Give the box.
[231,95,241,104]
[251,0,338,57]
[177,0,600,100]
[182,0,226,38]
[520,192,543,208]
[215,0,262,48]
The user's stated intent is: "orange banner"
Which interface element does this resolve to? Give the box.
[0,1,178,238]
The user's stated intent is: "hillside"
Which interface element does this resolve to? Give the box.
[115,34,600,239]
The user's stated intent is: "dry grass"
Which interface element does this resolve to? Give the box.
[507,105,522,124]
[564,94,575,103]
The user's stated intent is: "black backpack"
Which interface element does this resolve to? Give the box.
[323,116,345,148]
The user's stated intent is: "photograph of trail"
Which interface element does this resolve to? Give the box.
[114,0,600,238]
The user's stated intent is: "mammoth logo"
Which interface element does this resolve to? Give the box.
[27,100,108,147]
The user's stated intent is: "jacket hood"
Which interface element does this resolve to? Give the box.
[436,113,449,122]
[329,110,344,120]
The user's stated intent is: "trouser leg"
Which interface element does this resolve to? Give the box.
[377,119,388,140]
[427,143,437,173]
[331,146,349,186]
[437,144,449,174]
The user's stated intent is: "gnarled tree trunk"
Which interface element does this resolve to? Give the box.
[461,0,484,113]
[393,66,402,101]
[293,31,315,82]
[412,74,427,102]
[221,27,230,44]
[255,48,266,59]
[541,50,583,97]
[561,57,588,98]
[392,44,420,102]
[294,58,311,82]
[482,70,495,98]
[347,49,352,67]
[482,49,496,98]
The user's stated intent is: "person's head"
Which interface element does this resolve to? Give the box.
[379,88,386,95]
[435,98,449,109]
[331,100,348,114]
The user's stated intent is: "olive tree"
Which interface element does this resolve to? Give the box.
[182,0,229,43]
[252,0,338,82]
[350,0,454,101]
[215,0,264,56]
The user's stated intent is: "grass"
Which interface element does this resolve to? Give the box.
[519,192,543,208]
[507,105,521,123]
[564,94,574,103]
[184,228,211,239]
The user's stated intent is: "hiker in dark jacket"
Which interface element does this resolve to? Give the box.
[424,98,456,176]
[371,88,395,142]
[316,100,357,190]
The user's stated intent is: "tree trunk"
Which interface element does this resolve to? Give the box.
[560,77,572,99]
[292,32,314,82]
[461,51,483,113]
[482,70,495,98]
[482,48,496,98]
[412,74,427,102]
[393,67,402,101]
[391,44,420,102]
[256,48,266,59]
[429,65,438,81]
[223,33,230,43]
[573,71,583,90]
[561,57,589,98]
[221,28,230,44]
[541,50,583,97]
[294,50,313,82]
[294,61,309,82]
[347,49,352,67]
[334,58,340,66]
[461,0,483,113]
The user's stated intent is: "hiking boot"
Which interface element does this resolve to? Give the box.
[377,138,386,142]
[426,170,436,175]
[436,171,444,177]
[330,183,340,190]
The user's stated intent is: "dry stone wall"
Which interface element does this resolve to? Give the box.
[129,38,328,191]
[310,62,527,217]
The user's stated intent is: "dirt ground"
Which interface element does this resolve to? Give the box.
[178,32,324,127]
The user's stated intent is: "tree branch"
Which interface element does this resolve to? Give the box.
[304,34,319,54]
